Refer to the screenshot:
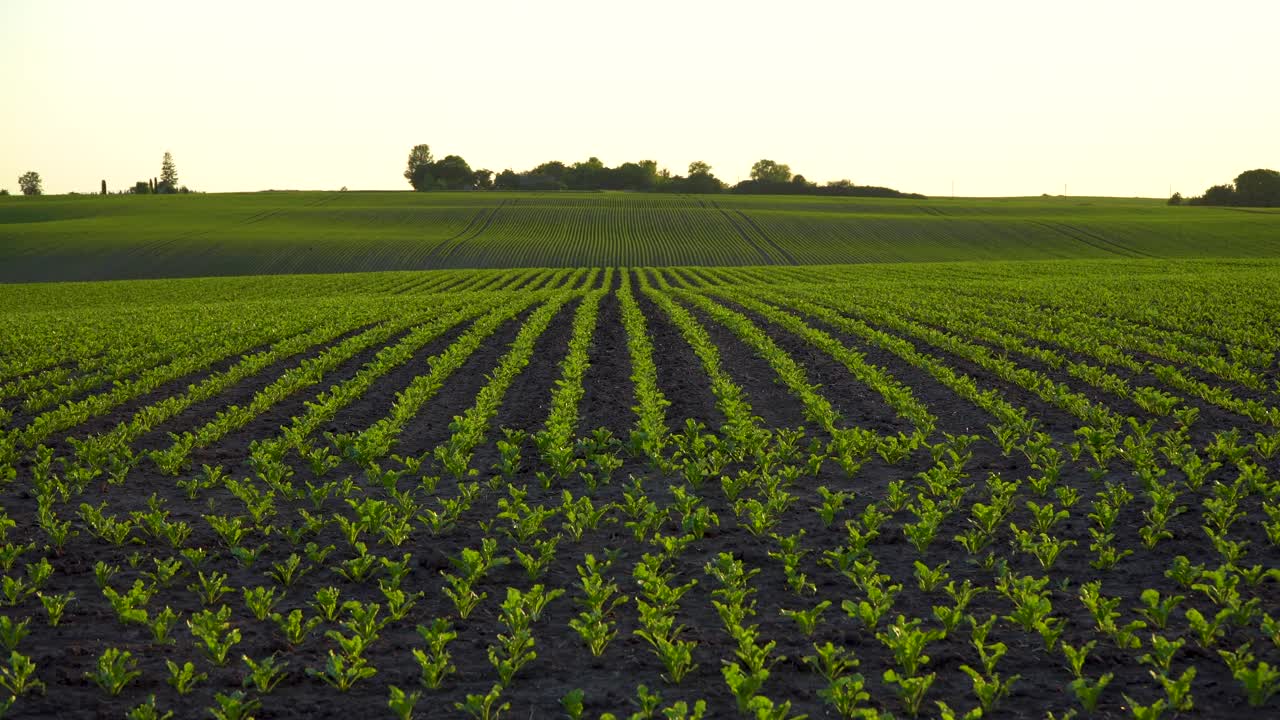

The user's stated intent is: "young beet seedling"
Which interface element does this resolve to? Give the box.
[780,600,831,637]
[388,685,421,720]
[413,618,457,689]
[86,648,141,696]
[165,660,207,695]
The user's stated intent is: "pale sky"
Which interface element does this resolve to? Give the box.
[2,0,1276,197]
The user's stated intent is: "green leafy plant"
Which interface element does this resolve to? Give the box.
[165,660,207,695]
[1062,640,1095,679]
[187,570,232,606]
[913,560,951,593]
[209,690,261,720]
[0,617,29,653]
[311,585,342,621]
[570,555,628,657]
[813,486,853,527]
[126,694,174,720]
[803,641,859,685]
[1138,589,1184,630]
[1186,607,1229,648]
[1069,672,1113,713]
[188,605,241,665]
[877,615,945,675]
[455,683,509,720]
[413,618,457,689]
[147,606,179,645]
[1225,655,1280,707]
[307,650,377,691]
[780,600,830,637]
[86,647,141,696]
[1121,694,1167,720]
[270,606,319,645]
[242,585,282,621]
[0,651,44,696]
[267,553,311,587]
[102,578,154,625]
[513,535,560,580]
[960,664,1019,714]
[1154,667,1196,713]
[883,668,935,717]
[634,611,698,684]
[388,685,421,720]
[242,654,289,693]
[561,688,585,720]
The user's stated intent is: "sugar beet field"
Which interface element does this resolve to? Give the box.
[1,259,1279,719]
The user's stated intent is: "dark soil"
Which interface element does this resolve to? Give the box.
[678,298,812,431]
[578,291,635,435]
[4,286,1276,720]
[486,297,579,435]
[633,289,723,430]
[715,297,919,438]
[128,324,423,457]
[393,308,537,459]
[185,314,481,471]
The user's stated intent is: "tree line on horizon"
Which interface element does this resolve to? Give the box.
[4,153,191,197]
[1170,169,1280,208]
[402,145,925,199]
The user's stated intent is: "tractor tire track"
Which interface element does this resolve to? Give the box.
[735,209,798,264]
[1058,221,1157,258]
[423,201,508,267]
[709,200,780,265]
[1031,220,1152,258]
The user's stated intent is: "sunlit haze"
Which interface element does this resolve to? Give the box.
[3,0,1277,197]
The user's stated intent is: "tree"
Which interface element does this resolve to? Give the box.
[566,157,607,190]
[404,144,434,190]
[610,160,658,191]
[1201,184,1236,205]
[1233,169,1280,207]
[432,155,474,189]
[0,189,9,196]
[473,169,494,190]
[678,161,724,194]
[495,169,520,190]
[18,171,42,196]
[101,179,107,195]
[750,159,791,184]
[1167,192,1183,206]
[518,172,564,191]
[159,152,178,193]
[531,161,568,183]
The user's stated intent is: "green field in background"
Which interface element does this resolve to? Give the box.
[2,191,1278,281]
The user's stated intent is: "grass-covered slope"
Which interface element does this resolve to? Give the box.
[2,191,1278,281]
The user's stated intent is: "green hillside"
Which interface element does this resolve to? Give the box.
[2,191,1278,281]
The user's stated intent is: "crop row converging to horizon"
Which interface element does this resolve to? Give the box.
[0,259,1278,718]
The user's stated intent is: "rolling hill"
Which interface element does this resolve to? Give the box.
[1,191,1278,281]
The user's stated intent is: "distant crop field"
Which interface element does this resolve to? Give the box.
[1,259,1278,717]
[1,192,1278,281]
